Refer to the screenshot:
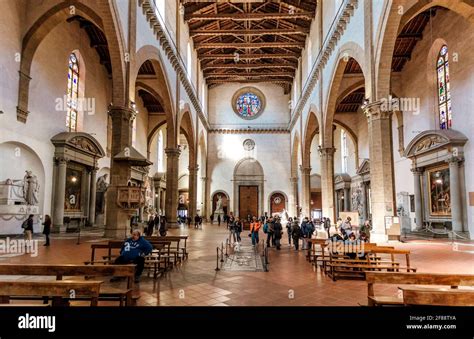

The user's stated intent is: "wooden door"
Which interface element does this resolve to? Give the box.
[239,186,258,230]
[270,193,286,215]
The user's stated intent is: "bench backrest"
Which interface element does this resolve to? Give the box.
[0,280,102,305]
[366,272,474,286]
[0,264,135,278]
[402,287,474,306]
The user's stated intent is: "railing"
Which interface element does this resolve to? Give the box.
[215,239,231,271]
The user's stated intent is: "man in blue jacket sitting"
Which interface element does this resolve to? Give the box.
[113,229,153,283]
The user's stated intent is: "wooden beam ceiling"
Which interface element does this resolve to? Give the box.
[182,0,317,91]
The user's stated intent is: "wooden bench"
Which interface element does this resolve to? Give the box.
[326,243,416,281]
[401,286,474,306]
[86,240,172,279]
[0,280,102,306]
[0,264,136,306]
[145,236,189,263]
[366,272,474,306]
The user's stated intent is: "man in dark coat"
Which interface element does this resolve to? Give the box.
[273,218,283,250]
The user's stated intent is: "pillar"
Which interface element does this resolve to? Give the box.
[88,167,97,226]
[363,101,395,242]
[300,166,311,217]
[411,168,423,231]
[200,177,207,218]
[344,187,351,211]
[319,147,336,220]
[105,106,136,238]
[165,147,180,226]
[188,165,199,218]
[448,157,463,232]
[290,176,298,217]
[52,157,68,233]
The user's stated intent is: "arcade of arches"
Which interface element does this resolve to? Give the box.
[0,0,473,306]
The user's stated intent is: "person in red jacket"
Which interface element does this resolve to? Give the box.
[250,216,261,246]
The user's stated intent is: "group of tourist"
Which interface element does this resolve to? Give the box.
[145,214,167,237]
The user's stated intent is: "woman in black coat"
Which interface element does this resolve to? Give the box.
[42,215,51,246]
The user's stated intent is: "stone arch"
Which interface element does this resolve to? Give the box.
[291,131,301,178]
[17,1,126,122]
[178,107,196,167]
[211,190,230,216]
[375,0,474,100]
[323,44,366,147]
[303,109,320,168]
[0,141,46,226]
[268,190,289,215]
[134,45,176,147]
[233,158,265,217]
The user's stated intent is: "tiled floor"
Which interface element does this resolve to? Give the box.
[1,224,473,306]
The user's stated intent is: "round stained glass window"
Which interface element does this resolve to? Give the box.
[232,87,265,120]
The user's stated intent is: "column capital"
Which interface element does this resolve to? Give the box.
[446,156,463,165]
[362,100,393,121]
[201,176,207,181]
[164,147,181,157]
[318,147,336,157]
[299,165,311,174]
[54,156,69,165]
[290,177,298,183]
[108,105,137,121]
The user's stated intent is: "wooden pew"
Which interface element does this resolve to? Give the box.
[0,280,102,306]
[366,272,474,306]
[144,235,189,263]
[0,264,136,306]
[326,243,416,281]
[86,240,172,279]
[401,287,474,306]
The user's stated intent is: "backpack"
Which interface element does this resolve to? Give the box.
[21,220,28,229]
[263,223,268,234]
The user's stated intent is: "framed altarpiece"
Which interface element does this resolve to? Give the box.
[404,130,468,232]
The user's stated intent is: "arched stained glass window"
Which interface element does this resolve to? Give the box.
[437,45,452,129]
[66,53,79,132]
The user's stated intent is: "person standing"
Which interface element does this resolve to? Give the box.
[159,215,167,236]
[42,215,51,246]
[22,214,34,247]
[146,215,155,236]
[301,217,309,250]
[249,216,261,246]
[194,214,200,229]
[154,214,160,233]
[273,217,283,250]
[286,217,293,246]
[217,214,221,226]
[291,220,302,251]
[234,217,242,242]
[324,217,332,238]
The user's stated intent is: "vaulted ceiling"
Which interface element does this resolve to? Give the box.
[181,1,317,93]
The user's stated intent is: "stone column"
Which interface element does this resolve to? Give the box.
[319,147,336,220]
[362,101,395,242]
[290,176,298,217]
[300,166,311,218]
[448,157,463,232]
[52,157,68,233]
[344,187,351,211]
[105,106,136,238]
[165,148,180,226]
[201,177,207,218]
[411,168,423,230]
[188,165,199,218]
[88,167,97,226]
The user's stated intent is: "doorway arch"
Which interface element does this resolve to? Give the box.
[233,158,264,221]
